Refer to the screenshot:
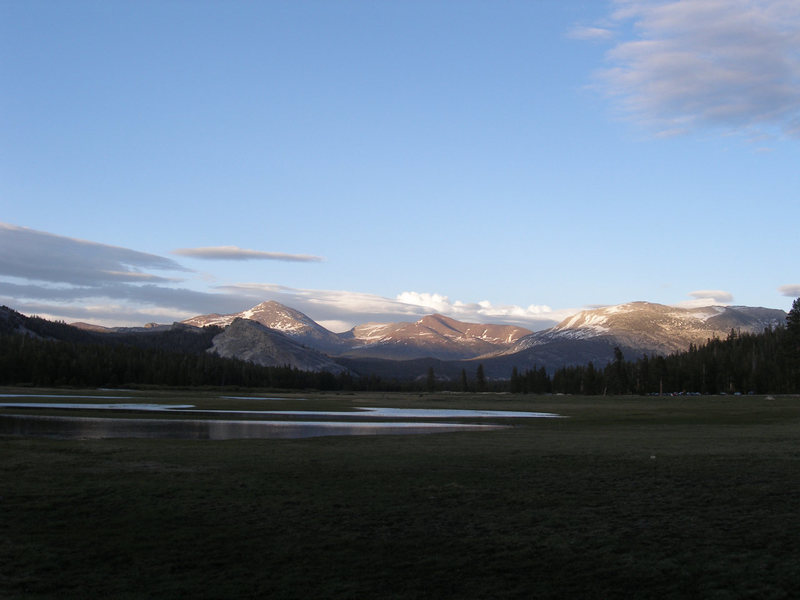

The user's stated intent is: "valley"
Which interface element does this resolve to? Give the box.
[4,389,800,599]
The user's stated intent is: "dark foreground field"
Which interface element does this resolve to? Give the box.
[3,390,800,599]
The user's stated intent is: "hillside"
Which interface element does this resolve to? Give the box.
[208,318,349,374]
[183,301,345,353]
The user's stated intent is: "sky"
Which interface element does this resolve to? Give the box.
[1,0,799,332]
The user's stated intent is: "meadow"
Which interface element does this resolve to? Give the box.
[3,389,800,599]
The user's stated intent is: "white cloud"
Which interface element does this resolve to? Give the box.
[592,0,800,138]
[395,292,454,314]
[688,289,734,303]
[676,289,734,307]
[779,284,800,297]
[217,284,564,332]
[173,246,323,262]
[567,25,615,41]
[396,291,563,329]
[316,320,354,333]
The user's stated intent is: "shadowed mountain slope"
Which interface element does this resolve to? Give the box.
[208,318,349,374]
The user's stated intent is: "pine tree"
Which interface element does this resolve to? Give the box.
[476,364,486,392]
[510,366,521,394]
[605,347,628,394]
[786,298,800,391]
[787,298,800,337]
[426,366,436,392]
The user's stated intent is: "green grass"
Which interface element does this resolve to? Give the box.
[3,391,800,598]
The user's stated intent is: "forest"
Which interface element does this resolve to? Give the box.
[1,299,798,394]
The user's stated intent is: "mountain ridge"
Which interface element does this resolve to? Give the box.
[31,298,789,379]
[510,301,785,357]
[183,304,534,361]
[340,313,533,360]
[178,299,787,378]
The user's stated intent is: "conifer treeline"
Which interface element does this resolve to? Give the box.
[1,299,798,393]
[538,326,799,395]
[0,333,399,391]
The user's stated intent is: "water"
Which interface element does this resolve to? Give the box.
[0,394,561,440]
[0,394,129,399]
[0,402,561,419]
[0,414,506,440]
[220,396,304,401]
[0,402,194,411]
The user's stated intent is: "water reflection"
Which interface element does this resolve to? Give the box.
[0,414,506,440]
[220,396,304,401]
[0,402,560,419]
[0,402,193,411]
[0,394,129,399]
[0,394,562,440]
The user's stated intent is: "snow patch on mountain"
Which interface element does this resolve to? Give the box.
[683,306,726,321]
[557,311,611,332]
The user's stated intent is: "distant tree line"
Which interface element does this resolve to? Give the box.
[0,331,409,391]
[0,325,503,393]
[1,299,798,394]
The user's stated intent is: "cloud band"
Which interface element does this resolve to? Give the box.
[173,246,323,262]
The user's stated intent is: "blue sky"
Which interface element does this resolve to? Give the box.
[2,0,799,331]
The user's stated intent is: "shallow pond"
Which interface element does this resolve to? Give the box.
[0,395,561,440]
[0,393,129,400]
[0,402,560,419]
[0,414,506,440]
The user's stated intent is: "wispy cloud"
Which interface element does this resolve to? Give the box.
[688,289,734,303]
[0,223,188,285]
[0,278,249,328]
[0,222,237,326]
[7,301,202,326]
[173,246,323,262]
[567,25,615,41]
[0,279,238,311]
[590,0,800,138]
[778,284,800,297]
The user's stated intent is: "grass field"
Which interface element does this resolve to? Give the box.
[3,389,800,599]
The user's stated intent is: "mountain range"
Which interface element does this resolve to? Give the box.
[3,299,786,380]
[178,300,786,379]
[185,301,532,361]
